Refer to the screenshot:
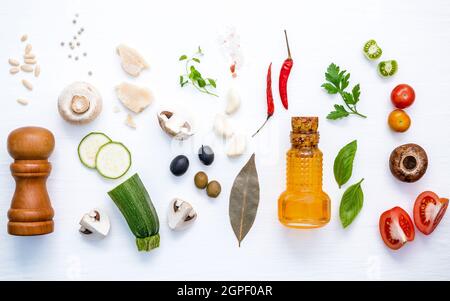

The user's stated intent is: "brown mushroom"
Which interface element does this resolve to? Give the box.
[389,143,428,183]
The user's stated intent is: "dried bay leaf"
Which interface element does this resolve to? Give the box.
[229,153,260,247]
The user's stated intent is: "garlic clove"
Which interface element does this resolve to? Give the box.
[225,82,241,115]
[79,208,110,237]
[226,133,247,157]
[213,113,234,138]
[167,198,197,231]
[116,44,149,77]
[115,82,153,114]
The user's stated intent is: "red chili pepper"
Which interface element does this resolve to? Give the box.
[279,30,293,110]
[252,62,274,137]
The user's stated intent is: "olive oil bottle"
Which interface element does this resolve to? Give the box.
[278,117,331,228]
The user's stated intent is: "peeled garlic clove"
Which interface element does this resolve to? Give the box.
[225,82,241,115]
[116,44,149,77]
[168,198,197,231]
[115,82,153,113]
[157,110,194,140]
[226,133,247,157]
[213,113,234,138]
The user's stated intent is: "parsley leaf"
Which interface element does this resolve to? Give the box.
[322,63,366,119]
[327,104,350,120]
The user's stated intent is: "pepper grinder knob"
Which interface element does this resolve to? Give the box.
[7,127,55,236]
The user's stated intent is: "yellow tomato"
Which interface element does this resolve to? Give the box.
[388,109,411,132]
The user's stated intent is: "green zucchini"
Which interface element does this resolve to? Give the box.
[108,173,160,251]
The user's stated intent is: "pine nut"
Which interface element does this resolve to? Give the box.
[9,67,20,74]
[20,34,28,42]
[20,65,33,72]
[24,53,35,59]
[24,58,37,65]
[25,44,32,54]
[22,79,33,90]
[8,58,20,66]
[17,98,29,105]
[34,65,41,77]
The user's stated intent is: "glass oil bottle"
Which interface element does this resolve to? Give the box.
[278,117,331,228]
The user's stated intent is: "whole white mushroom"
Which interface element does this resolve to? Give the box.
[58,82,103,124]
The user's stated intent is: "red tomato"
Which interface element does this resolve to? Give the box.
[391,84,415,109]
[413,191,448,235]
[379,206,415,250]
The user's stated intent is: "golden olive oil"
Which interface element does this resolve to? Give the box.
[278,117,331,228]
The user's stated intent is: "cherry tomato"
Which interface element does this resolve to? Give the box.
[391,84,415,109]
[388,109,411,132]
[413,191,448,235]
[379,206,415,250]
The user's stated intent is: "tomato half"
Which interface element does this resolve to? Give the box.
[379,206,415,250]
[391,84,415,109]
[413,191,449,235]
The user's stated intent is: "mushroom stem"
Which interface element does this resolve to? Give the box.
[71,95,90,114]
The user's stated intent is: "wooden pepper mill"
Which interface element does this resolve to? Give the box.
[7,127,55,236]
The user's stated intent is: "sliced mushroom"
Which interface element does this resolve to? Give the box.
[115,82,153,113]
[58,82,102,124]
[389,143,428,183]
[79,208,110,237]
[157,110,194,140]
[213,113,234,138]
[225,82,241,115]
[226,133,247,157]
[116,44,149,77]
[167,198,197,231]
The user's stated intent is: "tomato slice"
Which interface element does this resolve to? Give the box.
[413,191,449,235]
[379,206,415,250]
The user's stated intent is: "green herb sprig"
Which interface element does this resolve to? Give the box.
[322,63,366,120]
[179,46,218,97]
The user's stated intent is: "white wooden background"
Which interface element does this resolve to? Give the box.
[0,0,449,280]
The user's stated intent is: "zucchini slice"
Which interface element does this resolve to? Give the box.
[96,142,131,179]
[78,132,112,169]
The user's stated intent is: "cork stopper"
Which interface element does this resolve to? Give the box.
[291,117,318,133]
[290,117,319,147]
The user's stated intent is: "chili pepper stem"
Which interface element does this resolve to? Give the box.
[284,30,292,59]
[252,116,271,138]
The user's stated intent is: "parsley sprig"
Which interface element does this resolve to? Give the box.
[321,63,366,119]
[179,47,218,97]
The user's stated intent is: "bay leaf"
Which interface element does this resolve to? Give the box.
[229,153,260,247]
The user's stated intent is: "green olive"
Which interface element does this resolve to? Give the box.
[206,180,221,198]
[194,171,208,189]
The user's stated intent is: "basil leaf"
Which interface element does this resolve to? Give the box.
[334,140,357,188]
[339,179,364,228]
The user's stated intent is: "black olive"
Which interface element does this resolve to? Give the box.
[170,155,189,176]
[198,145,214,166]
